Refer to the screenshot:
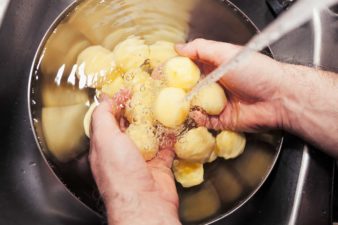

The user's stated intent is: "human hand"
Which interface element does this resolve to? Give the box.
[89,96,180,225]
[176,39,286,132]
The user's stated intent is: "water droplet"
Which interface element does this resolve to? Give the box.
[29,162,37,167]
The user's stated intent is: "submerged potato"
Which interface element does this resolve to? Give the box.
[42,84,89,107]
[149,41,178,68]
[175,127,215,163]
[216,131,246,159]
[164,56,200,91]
[192,83,227,115]
[42,104,88,162]
[76,45,117,88]
[83,102,98,137]
[153,87,190,128]
[173,160,204,188]
[180,181,221,222]
[126,123,159,161]
[41,23,91,80]
[113,36,150,71]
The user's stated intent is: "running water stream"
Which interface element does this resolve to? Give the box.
[185,0,338,101]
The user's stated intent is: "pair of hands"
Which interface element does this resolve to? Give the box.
[89,39,285,224]
[89,39,338,224]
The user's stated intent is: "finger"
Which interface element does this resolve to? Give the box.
[90,99,147,170]
[189,110,225,131]
[176,39,240,65]
[148,148,175,170]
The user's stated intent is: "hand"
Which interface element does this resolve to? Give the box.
[176,39,338,154]
[176,39,287,132]
[89,98,180,225]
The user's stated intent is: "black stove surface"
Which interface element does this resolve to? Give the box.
[0,0,335,225]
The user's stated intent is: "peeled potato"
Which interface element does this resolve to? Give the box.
[149,41,178,68]
[125,88,155,124]
[180,181,221,222]
[101,76,125,98]
[83,102,98,137]
[175,127,215,162]
[207,150,218,163]
[126,123,159,161]
[42,84,89,107]
[76,45,117,88]
[216,131,246,159]
[41,23,91,80]
[163,56,200,91]
[113,36,150,71]
[153,87,190,128]
[192,83,227,115]
[42,103,88,162]
[123,68,151,93]
[173,160,204,188]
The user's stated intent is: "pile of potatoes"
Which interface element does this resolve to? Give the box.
[80,36,247,188]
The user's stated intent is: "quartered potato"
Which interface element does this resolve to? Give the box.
[113,36,150,71]
[172,160,204,188]
[42,84,89,107]
[42,103,88,163]
[149,41,178,68]
[163,56,200,91]
[101,76,125,98]
[192,83,227,115]
[125,88,155,124]
[180,181,221,222]
[122,68,151,93]
[76,45,117,88]
[126,123,159,161]
[211,164,243,204]
[83,102,98,137]
[153,87,190,128]
[216,131,246,159]
[207,149,218,163]
[175,127,215,163]
[41,23,91,81]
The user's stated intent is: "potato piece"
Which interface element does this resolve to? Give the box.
[175,127,215,162]
[153,87,190,128]
[173,160,204,188]
[101,76,125,98]
[149,41,178,68]
[76,45,117,88]
[42,84,89,107]
[83,102,98,137]
[42,104,88,162]
[126,123,159,161]
[125,89,155,124]
[216,131,246,159]
[164,56,200,91]
[211,164,242,204]
[122,68,151,93]
[192,83,227,115]
[180,182,221,222]
[41,23,91,80]
[207,150,218,163]
[113,36,150,71]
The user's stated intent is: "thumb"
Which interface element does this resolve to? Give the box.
[175,38,240,65]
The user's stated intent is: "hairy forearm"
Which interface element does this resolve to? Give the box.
[104,190,181,225]
[279,63,338,155]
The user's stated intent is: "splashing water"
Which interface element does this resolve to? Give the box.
[185,0,338,101]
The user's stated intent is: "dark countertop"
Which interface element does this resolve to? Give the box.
[0,0,335,225]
